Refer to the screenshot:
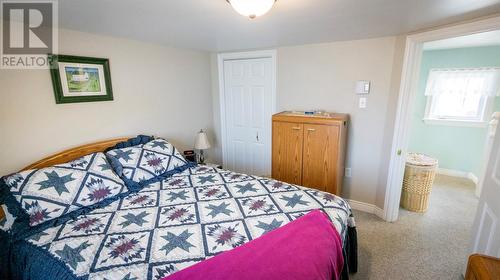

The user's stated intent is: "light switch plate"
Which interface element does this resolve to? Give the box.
[359,97,367,109]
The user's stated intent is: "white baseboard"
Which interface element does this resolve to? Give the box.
[437,168,478,185]
[374,206,385,218]
[469,173,479,185]
[437,168,467,178]
[347,199,385,219]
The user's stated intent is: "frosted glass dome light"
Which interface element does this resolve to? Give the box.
[227,0,276,19]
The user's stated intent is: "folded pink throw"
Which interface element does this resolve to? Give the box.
[164,209,344,280]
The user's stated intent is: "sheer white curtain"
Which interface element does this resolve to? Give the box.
[425,68,500,97]
[424,68,500,120]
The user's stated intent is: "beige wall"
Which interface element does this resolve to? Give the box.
[276,37,401,206]
[1,27,405,209]
[375,35,406,208]
[0,28,213,174]
[212,37,406,207]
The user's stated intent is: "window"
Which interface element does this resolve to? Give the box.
[424,68,500,126]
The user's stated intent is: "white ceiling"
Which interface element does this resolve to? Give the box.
[424,30,500,50]
[55,0,500,52]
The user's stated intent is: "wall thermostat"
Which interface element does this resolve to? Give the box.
[355,81,371,94]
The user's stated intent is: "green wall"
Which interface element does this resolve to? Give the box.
[408,46,500,176]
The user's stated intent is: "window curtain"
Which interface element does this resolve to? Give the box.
[424,68,500,97]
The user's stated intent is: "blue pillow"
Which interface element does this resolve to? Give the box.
[104,134,153,152]
[1,152,128,227]
[106,138,191,184]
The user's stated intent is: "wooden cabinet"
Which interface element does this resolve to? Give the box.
[272,121,303,185]
[465,254,500,280]
[272,112,348,195]
[302,123,340,192]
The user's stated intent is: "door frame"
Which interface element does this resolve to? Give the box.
[384,15,500,222]
[217,50,277,172]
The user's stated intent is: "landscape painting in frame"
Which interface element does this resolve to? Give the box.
[49,55,114,104]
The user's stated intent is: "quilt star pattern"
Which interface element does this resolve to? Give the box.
[106,139,189,183]
[25,165,354,280]
[3,153,128,226]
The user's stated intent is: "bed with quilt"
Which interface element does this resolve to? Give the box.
[0,136,357,280]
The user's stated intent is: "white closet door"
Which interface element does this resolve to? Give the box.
[223,58,273,176]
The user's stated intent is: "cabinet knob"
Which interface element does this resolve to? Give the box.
[292,127,301,130]
[307,128,316,132]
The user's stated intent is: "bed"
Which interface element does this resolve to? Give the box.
[0,136,357,280]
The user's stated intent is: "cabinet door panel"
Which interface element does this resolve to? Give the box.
[302,124,339,193]
[272,122,303,185]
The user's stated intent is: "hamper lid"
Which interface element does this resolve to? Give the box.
[406,153,438,166]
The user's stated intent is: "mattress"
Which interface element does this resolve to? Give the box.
[7,165,355,280]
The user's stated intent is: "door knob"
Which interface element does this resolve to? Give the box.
[256,131,259,142]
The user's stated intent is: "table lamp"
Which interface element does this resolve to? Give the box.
[195,129,211,164]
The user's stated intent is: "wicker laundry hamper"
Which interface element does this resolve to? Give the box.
[400,153,438,213]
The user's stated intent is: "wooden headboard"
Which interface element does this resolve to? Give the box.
[22,137,130,170]
[0,137,130,221]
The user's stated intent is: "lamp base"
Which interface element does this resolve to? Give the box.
[198,150,206,165]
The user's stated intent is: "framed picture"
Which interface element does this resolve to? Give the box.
[49,54,113,104]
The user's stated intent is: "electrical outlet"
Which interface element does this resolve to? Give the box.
[345,167,352,178]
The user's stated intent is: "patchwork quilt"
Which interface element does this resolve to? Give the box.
[106,139,188,183]
[15,165,354,280]
[3,153,128,227]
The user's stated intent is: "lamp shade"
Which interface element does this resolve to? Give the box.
[195,130,211,150]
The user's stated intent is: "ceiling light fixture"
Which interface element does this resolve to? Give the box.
[227,0,277,19]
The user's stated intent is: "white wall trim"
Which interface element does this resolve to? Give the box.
[437,168,479,185]
[384,15,500,222]
[347,199,385,219]
[470,173,479,186]
[217,50,277,169]
[422,118,488,128]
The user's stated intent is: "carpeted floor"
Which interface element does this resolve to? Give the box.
[350,175,478,280]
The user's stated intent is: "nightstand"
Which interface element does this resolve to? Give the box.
[200,162,222,169]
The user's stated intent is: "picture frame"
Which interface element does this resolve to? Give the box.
[49,54,114,104]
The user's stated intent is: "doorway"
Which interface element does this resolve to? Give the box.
[384,16,500,222]
[383,16,500,276]
[217,51,277,176]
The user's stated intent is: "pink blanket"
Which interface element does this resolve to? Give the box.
[164,210,344,280]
